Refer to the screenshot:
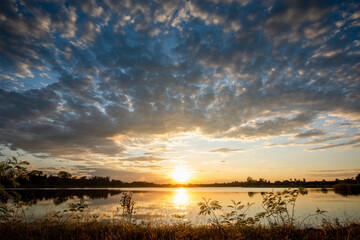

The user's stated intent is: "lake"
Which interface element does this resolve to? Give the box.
[4,187,360,224]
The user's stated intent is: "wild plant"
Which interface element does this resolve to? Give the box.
[0,203,14,222]
[0,152,30,222]
[255,187,326,230]
[198,197,224,235]
[0,152,29,191]
[198,197,256,237]
[118,192,135,222]
[198,187,327,233]
[198,197,223,226]
[45,198,88,223]
[222,200,256,226]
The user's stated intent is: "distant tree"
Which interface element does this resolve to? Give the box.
[247,176,254,183]
[58,171,72,179]
[356,173,360,182]
[29,170,43,176]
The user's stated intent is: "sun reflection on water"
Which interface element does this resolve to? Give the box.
[173,188,189,209]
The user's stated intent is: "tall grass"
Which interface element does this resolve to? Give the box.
[1,221,360,240]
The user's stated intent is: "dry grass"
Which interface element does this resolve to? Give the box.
[1,221,360,240]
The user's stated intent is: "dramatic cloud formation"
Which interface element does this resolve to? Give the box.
[0,0,359,181]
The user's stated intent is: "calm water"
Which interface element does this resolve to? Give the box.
[5,187,360,224]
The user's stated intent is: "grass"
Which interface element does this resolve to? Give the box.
[1,221,360,240]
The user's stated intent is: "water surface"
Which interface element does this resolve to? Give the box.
[5,187,360,224]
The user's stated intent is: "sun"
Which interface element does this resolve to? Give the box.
[172,166,191,183]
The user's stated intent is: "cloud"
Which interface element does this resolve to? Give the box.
[268,133,360,149]
[216,113,316,139]
[308,169,360,173]
[294,129,325,139]
[307,138,360,151]
[120,155,166,163]
[349,144,360,149]
[0,0,359,174]
[209,148,245,153]
[72,166,164,182]
[146,145,172,152]
[306,169,360,178]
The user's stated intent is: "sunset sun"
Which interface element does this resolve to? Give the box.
[172,166,191,183]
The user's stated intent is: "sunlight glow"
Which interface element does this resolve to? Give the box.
[172,166,191,183]
[173,187,189,209]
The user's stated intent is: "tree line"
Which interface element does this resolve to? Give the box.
[1,169,359,189]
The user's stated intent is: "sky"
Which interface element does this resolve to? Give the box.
[0,0,360,183]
